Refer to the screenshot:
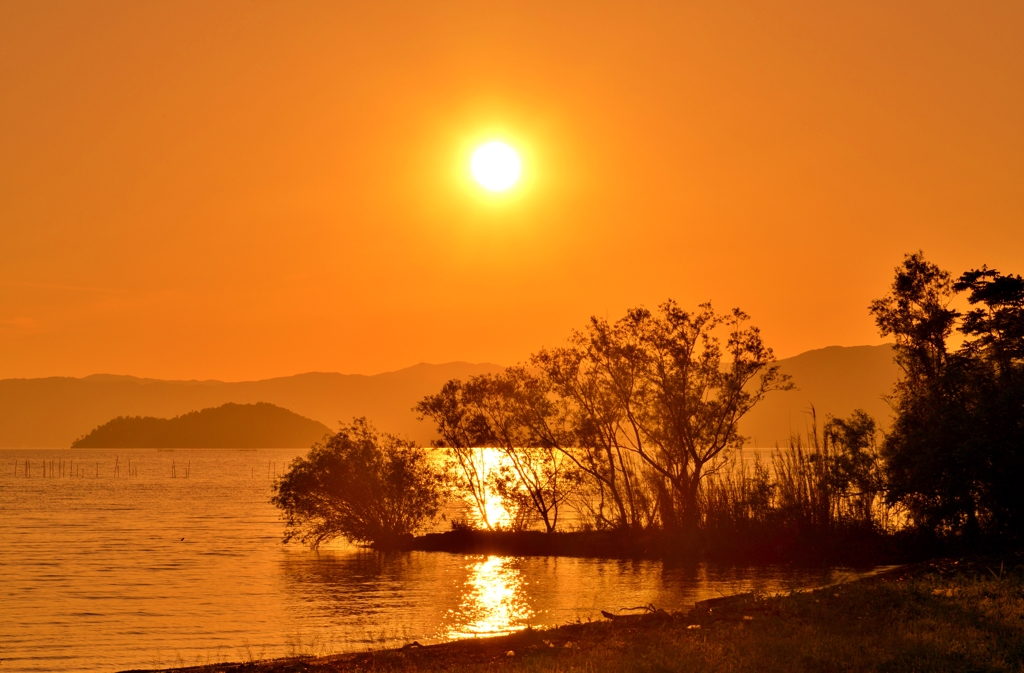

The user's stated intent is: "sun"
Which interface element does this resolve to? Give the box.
[470,141,521,192]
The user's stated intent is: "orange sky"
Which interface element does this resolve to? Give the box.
[2,1,1022,381]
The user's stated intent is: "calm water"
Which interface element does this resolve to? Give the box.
[1,449,876,673]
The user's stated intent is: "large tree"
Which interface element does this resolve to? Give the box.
[869,252,974,534]
[871,253,1024,539]
[954,267,1024,537]
[422,300,789,537]
[554,301,789,534]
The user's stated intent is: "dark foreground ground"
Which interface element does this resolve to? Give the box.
[130,555,1024,673]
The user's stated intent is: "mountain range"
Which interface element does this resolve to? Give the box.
[0,345,898,448]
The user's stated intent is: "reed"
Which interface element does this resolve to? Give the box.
[694,412,891,563]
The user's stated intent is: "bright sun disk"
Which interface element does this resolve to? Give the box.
[471,142,521,192]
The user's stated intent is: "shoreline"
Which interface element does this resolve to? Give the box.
[126,554,1024,673]
[377,527,896,567]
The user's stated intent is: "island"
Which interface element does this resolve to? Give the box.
[71,402,332,448]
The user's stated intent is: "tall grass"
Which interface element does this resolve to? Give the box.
[695,411,898,563]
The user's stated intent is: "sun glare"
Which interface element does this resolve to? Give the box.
[470,141,521,192]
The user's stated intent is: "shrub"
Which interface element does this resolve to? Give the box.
[271,418,445,548]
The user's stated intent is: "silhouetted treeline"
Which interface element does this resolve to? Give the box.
[274,266,1024,560]
[72,402,331,448]
[416,302,796,540]
[871,252,1024,543]
[412,268,1023,555]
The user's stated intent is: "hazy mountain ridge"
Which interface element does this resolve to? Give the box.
[738,344,899,447]
[72,402,332,448]
[0,348,897,448]
[0,362,505,448]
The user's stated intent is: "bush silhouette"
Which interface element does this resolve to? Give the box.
[272,418,445,548]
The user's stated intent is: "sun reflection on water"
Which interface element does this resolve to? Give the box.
[442,556,533,638]
[455,447,513,530]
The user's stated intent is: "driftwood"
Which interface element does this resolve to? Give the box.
[601,604,672,621]
[695,592,755,613]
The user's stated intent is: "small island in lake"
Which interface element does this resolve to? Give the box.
[71,402,331,448]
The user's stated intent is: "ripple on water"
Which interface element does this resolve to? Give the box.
[0,448,873,673]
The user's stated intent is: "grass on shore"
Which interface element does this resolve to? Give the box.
[138,556,1024,673]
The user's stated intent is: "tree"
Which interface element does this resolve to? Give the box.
[954,267,1024,537]
[533,339,660,531]
[558,301,790,535]
[421,300,789,536]
[417,370,580,532]
[463,367,580,533]
[870,252,977,535]
[869,251,960,388]
[415,380,501,530]
[822,410,884,526]
[271,418,445,548]
[871,253,1024,539]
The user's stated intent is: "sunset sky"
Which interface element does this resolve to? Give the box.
[2,1,1022,381]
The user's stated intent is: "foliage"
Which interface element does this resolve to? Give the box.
[821,409,886,525]
[420,300,790,536]
[871,252,1024,540]
[535,301,791,534]
[415,381,497,529]
[417,368,580,532]
[698,408,890,559]
[271,418,445,548]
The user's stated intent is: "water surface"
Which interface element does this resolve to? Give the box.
[1,449,875,673]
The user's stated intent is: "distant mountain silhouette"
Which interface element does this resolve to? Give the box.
[0,349,897,448]
[72,403,332,448]
[0,362,504,448]
[737,344,898,447]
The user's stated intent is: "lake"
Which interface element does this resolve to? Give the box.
[1,448,880,673]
